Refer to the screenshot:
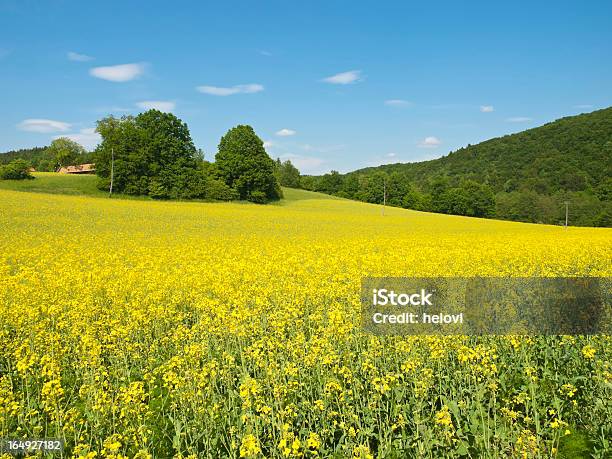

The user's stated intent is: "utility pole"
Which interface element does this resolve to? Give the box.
[564,201,569,229]
[382,178,387,216]
[109,147,114,198]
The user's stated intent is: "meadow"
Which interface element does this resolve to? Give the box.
[0,177,611,458]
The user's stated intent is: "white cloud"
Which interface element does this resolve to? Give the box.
[18,119,71,133]
[196,83,264,96]
[480,105,494,112]
[322,70,362,85]
[385,99,410,107]
[67,51,93,62]
[364,153,403,167]
[90,63,145,82]
[55,128,101,151]
[258,50,272,56]
[303,143,345,153]
[574,104,593,109]
[136,100,176,112]
[418,136,441,148]
[94,106,133,114]
[506,117,532,122]
[280,154,326,174]
[275,128,296,137]
[263,140,274,149]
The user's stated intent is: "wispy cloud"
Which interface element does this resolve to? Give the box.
[55,128,101,151]
[297,143,346,154]
[574,104,593,109]
[275,128,296,137]
[136,100,176,112]
[18,119,71,133]
[364,152,402,168]
[263,140,274,149]
[506,116,532,122]
[279,154,326,174]
[94,106,133,114]
[257,50,272,56]
[67,51,93,62]
[385,99,411,107]
[196,84,264,96]
[322,70,362,85]
[480,105,494,112]
[418,136,441,148]
[90,63,146,82]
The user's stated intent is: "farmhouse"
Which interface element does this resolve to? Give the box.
[57,163,96,174]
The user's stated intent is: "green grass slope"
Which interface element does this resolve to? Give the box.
[0,172,105,196]
[0,173,333,205]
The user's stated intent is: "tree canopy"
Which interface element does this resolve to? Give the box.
[47,137,87,169]
[0,159,34,180]
[94,110,201,198]
[275,159,301,188]
[216,125,282,202]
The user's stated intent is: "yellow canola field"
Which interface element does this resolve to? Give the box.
[0,188,611,458]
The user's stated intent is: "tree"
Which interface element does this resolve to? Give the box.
[216,125,282,202]
[352,173,381,203]
[94,110,201,198]
[402,184,426,210]
[386,172,409,207]
[0,159,34,180]
[205,177,239,201]
[338,174,360,198]
[46,137,86,170]
[457,180,496,217]
[316,170,343,195]
[276,159,301,188]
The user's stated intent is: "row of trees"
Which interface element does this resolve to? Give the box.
[94,110,282,203]
[300,170,611,227]
[301,171,496,218]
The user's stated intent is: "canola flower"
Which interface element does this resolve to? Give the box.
[0,188,611,458]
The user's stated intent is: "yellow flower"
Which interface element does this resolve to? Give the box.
[352,445,373,459]
[307,432,321,451]
[435,405,453,428]
[239,434,261,458]
[582,345,596,359]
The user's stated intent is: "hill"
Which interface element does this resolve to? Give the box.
[0,172,107,197]
[302,108,612,227]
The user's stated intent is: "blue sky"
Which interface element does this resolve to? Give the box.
[1,1,611,174]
